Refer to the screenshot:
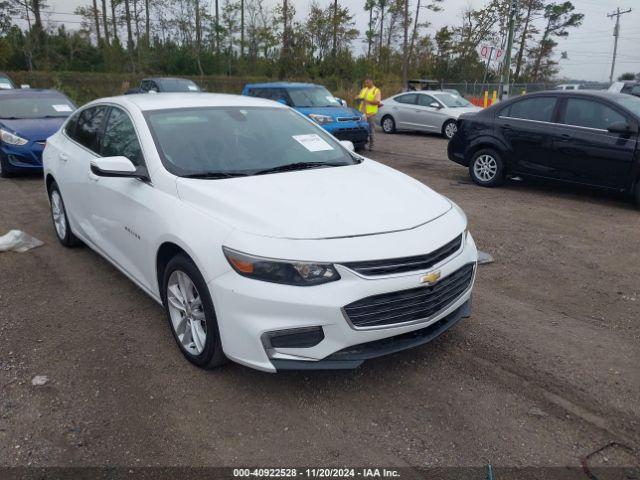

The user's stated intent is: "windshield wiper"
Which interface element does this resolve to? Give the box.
[254,161,350,176]
[181,171,249,179]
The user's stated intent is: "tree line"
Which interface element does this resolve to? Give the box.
[0,0,583,84]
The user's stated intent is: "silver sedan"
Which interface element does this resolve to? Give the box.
[376,91,481,139]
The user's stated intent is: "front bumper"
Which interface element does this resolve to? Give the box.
[324,122,370,145]
[1,142,45,172]
[209,231,478,372]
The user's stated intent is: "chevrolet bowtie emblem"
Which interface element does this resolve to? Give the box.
[420,271,441,285]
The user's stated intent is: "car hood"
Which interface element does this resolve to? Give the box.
[0,117,67,141]
[445,106,482,118]
[176,160,452,240]
[295,105,362,120]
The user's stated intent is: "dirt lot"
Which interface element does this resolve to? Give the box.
[1,131,639,476]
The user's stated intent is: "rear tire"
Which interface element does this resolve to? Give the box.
[381,115,396,134]
[162,253,226,369]
[48,181,80,247]
[442,120,457,140]
[469,148,505,187]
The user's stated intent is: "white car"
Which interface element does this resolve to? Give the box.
[43,93,478,372]
[376,91,481,139]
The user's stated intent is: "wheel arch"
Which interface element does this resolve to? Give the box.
[465,138,510,169]
[156,241,193,300]
[45,174,56,196]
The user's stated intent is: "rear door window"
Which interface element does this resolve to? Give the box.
[561,98,626,131]
[73,106,108,153]
[502,97,557,122]
[395,94,418,105]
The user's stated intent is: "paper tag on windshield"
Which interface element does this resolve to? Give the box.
[52,104,72,112]
[292,134,334,152]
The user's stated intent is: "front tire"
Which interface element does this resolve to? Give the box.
[48,182,79,247]
[469,148,505,187]
[442,120,457,140]
[381,115,396,134]
[162,253,226,369]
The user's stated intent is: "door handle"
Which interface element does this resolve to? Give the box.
[59,153,69,162]
[501,124,512,130]
[559,133,572,140]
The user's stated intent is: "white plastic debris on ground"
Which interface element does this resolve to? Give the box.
[478,251,494,265]
[31,375,49,386]
[0,230,44,253]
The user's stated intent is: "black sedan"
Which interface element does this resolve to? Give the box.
[447,90,640,206]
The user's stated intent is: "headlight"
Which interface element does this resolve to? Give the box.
[223,247,340,286]
[308,114,334,125]
[0,129,28,146]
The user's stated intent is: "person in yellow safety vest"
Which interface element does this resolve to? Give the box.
[355,78,381,150]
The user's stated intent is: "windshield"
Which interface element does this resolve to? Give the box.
[433,93,472,108]
[288,87,341,108]
[145,107,357,177]
[0,76,14,90]
[0,94,75,119]
[159,79,200,92]
[613,94,640,117]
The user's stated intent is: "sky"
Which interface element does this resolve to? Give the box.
[24,0,640,82]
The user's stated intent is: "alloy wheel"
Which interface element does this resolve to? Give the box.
[445,122,457,139]
[50,190,67,240]
[473,154,498,182]
[382,117,394,133]
[167,270,207,356]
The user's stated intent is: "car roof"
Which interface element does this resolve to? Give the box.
[523,90,628,101]
[0,88,65,97]
[90,92,288,112]
[244,82,319,90]
[144,77,196,83]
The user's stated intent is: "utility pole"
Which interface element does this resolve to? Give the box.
[607,7,632,83]
[499,0,517,100]
[402,0,409,90]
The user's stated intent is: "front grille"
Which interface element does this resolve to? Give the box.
[337,116,362,122]
[343,263,475,329]
[344,234,462,277]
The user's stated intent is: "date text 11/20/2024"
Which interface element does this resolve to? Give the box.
[233,468,401,478]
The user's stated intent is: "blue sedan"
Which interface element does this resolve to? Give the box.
[0,89,75,177]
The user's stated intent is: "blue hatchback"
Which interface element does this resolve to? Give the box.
[0,89,75,177]
[242,82,370,150]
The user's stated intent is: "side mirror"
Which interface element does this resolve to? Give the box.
[429,102,442,109]
[340,140,355,152]
[607,121,638,135]
[335,97,347,107]
[90,156,149,181]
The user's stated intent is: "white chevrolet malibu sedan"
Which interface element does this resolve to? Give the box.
[43,93,478,372]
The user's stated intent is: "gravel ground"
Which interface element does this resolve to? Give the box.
[0,130,638,476]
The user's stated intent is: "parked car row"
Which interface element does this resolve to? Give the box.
[2,75,639,373]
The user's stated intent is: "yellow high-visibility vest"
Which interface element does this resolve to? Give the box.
[358,87,380,116]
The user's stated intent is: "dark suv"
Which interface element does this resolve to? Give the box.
[447,90,640,206]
